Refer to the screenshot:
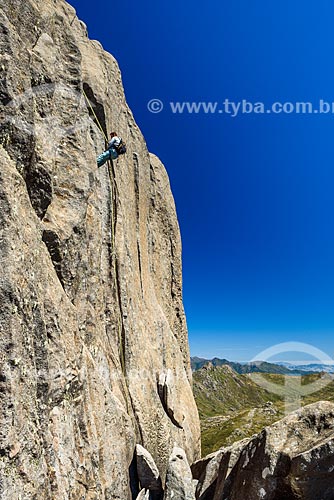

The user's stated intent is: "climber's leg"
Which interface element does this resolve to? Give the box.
[109,147,118,160]
[97,148,119,167]
[97,150,111,167]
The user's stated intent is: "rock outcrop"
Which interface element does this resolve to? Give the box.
[191,438,249,500]
[136,444,163,497]
[164,446,197,500]
[0,0,200,498]
[194,401,334,500]
[137,490,150,500]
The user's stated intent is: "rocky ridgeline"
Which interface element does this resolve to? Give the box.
[193,401,334,500]
[0,1,334,499]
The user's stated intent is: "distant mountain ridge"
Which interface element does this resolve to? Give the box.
[191,356,315,375]
[277,361,334,374]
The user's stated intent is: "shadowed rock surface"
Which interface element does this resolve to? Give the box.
[0,0,200,498]
[191,438,249,500]
[136,444,163,496]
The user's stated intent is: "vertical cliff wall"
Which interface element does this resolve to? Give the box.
[0,0,201,498]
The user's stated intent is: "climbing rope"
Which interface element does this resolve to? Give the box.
[82,89,109,143]
[107,159,126,373]
[82,88,126,374]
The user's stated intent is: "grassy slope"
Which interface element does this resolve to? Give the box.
[193,365,334,456]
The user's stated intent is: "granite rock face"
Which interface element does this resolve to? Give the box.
[0,0,200,498]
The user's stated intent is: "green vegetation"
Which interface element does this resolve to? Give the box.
[193,364,281,418]
[193,364,334,456]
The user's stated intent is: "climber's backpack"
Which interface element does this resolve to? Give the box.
[114,138,127,155]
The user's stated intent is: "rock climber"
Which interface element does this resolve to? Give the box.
[97,132,127,167]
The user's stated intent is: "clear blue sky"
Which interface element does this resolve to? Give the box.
[69,0,334,362]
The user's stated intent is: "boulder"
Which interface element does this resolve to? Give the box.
[164,446,197,500]
[137,490,150,500]
[136,444,163,494]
